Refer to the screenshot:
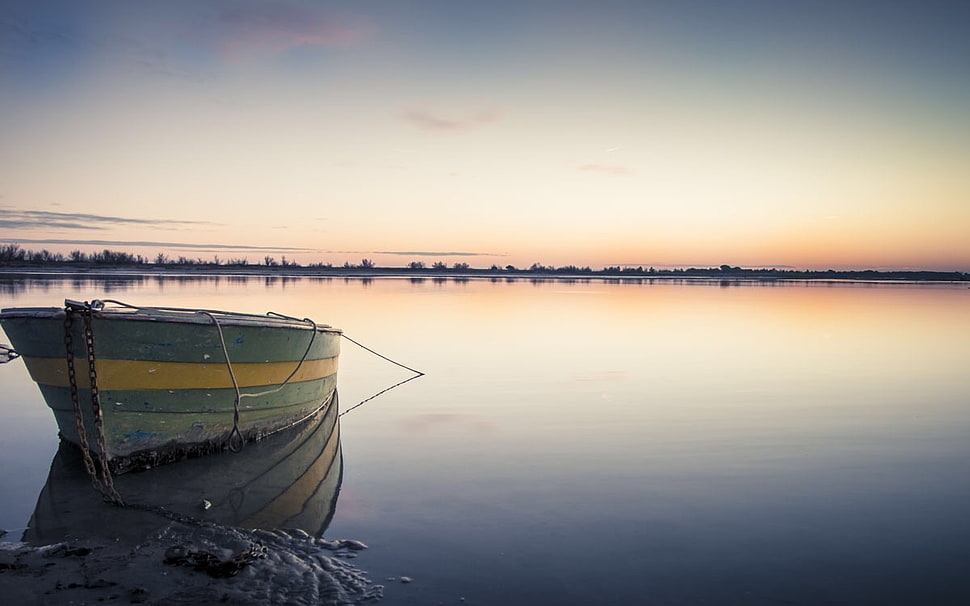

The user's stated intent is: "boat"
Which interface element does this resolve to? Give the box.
[23,393,343,545]
[0,299,341,474]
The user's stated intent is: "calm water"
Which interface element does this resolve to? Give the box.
[1,275,968,605]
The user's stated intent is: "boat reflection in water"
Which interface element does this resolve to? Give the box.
[23,391,342,545]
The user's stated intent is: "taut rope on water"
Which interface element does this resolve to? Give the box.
[338,373,423,417]
[339,333,425,377]
[338,333,425,417]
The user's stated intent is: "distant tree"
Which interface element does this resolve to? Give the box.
[453,262,470,270]
[408,261,425,270]
[0,244,26,262]
[29,249,59,263]
[431,261,447,270]
[90,249,140,265]
[359,258,375,269]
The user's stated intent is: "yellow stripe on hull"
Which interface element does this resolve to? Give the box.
[22,356,339,390]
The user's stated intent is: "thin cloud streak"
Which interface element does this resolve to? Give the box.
[0,209,221,230]
[1,240,501,259]
[198,3,374,59]
[402,108,503,132]
[0,17,205,83]
[372,251,500,257]
[0,238,310,252]
[1,220,99,230]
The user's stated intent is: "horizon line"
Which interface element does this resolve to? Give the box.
[0,240,966,274]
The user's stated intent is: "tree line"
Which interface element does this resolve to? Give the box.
[0,244,325,268]
[0,244,966,281]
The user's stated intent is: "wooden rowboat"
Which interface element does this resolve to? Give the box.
[0,299,341,474]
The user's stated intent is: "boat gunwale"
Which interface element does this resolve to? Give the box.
[0,306,342,333]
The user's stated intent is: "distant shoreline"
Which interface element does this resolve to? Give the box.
[0,264,967,283]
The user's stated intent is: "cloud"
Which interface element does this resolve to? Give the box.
[201,4,374,58]
[0,17,74,54]
[0,209,220,230]
[576,163,633,176]
[0,219,98,230]
[0,17,203,84]
[0,237,312,253]
[0,239,499,258]
[371,250,499,257]
[318,250,499,257]
[401,108,503,132]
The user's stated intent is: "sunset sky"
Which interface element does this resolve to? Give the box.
[1,1,968,271]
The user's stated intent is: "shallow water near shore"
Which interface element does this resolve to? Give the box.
[2,275,969,604]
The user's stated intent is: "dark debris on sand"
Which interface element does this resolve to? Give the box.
[0,521,383,606]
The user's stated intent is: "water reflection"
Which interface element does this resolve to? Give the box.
[22,392,342,545]
[6,273,962,299]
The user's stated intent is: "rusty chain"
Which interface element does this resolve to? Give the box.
[64,302,125,506]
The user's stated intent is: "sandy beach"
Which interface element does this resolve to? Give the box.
[0,410,379,606]
[1,512,381,606]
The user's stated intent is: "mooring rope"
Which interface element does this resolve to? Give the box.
[337,334,425,417]
[338,373,423,417]
[198,310,318,453]
[340,333,425,377]
[61,298,422,447]
[33,297,422,511]
[90,298,426,415]
[0,343,19,364]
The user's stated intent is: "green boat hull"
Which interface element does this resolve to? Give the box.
[1,303,341,472]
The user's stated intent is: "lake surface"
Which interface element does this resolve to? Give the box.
[2,275,968,605]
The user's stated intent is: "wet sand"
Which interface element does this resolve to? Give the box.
[1,515,381,605]
[0,405,378,605]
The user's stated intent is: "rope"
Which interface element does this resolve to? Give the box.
[340,334,425,377]
[82,299,425,420]
[337,334,425,417]
[198,310,318,453]
[339,373,423,418]
[0,343,19,364]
